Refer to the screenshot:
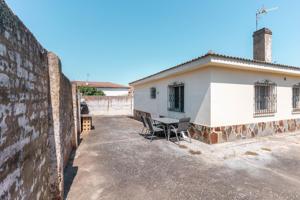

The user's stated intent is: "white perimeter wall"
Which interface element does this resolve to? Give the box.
[210,67,300,127]
[134,68,211,126]
[84,96,133,116]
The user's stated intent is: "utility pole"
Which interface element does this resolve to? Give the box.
[85,73,90,85]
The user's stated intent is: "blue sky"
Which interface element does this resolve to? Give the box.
[5,0,300,85]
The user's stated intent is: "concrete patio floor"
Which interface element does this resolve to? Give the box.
[64,116,300,200]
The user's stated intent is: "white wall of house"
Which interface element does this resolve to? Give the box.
[210,67,300,127]
[97,87,129,96]
[133,65,300,127]
[134,67,211,126]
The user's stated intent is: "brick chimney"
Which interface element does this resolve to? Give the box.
[253,28,272,62]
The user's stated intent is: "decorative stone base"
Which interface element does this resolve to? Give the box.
[190,118,300,144]
[133,110,300,144]
[133,109,151,121]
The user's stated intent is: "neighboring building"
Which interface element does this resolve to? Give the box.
[130,28,300,144]
[73,81,130,96]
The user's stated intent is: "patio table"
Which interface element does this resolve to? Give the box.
[152,117,179,141]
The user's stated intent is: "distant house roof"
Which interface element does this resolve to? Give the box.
[130,52,300,86]
[72,81,130,89]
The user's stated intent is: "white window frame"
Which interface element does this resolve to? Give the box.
[168,82,184,113]
[292,83,300,113]
[254,80,277,116]
[150,87,156,99]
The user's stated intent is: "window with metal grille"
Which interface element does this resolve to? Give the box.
[150,87,156,99]
[168,83,184,112]
[254,80,277,116]
[292,84,300,112]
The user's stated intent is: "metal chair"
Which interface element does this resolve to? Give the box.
[170,117,192,143]
[145,117,166,141]
[140,116,149,135]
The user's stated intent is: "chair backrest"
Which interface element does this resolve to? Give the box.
[145,117,154,132]
[177,117,191,132]
[141,116,147,128]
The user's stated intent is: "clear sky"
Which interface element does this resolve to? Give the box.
[5,0,300,85]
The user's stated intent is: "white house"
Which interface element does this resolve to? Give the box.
[130,28,300,144]
[73,81,130,96]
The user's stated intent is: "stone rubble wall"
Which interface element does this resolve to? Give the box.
[0,1,51,199]
[48,52,77,198]
[191,118,300,144]
[72,84,80,147]
[0,1,79,199]
[60,73,76,167]
[133,109,151,121]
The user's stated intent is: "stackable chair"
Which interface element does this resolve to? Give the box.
[170,117,192,143]
[140,116,149,135]
[145,117,166,141]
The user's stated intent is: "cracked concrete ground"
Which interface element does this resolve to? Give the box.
[64,116,300,200]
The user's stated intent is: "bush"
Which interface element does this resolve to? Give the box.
[79,86,105,96]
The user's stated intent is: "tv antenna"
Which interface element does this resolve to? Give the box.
[256,6,278,30]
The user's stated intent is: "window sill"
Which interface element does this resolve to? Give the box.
[292,110,300,114]
[254,113,275,118]
[168,109,185,113]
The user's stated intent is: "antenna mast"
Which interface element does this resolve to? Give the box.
[256,6,278,30]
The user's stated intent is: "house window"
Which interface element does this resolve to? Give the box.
[150,87,156,99]
[292,84,300,112]
[168,83,184,112]
[254,80,277,115]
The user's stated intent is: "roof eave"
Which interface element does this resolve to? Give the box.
[129,55,212,86]
[130,53,300,86]
[210,56,300,76]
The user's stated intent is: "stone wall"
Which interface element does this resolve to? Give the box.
[72,84,80,147]
[83,96,133,116]
[0,1,51,199]
[0,1,78,199]
[60,74,76,161]
[191,118,300,144]
[133,109,151,121]
[48,52,76,198]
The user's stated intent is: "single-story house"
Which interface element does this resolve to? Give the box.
[73,81,130,96]
[130,28,300,144]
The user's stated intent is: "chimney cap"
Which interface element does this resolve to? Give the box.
[253,28,272,36]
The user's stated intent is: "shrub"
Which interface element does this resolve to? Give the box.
[78,86,105,96]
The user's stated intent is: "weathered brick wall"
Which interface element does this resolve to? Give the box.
[0,1,78,199]
[0,0,51,199]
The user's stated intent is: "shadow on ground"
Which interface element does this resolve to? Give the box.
[63,116,300,200]
[63,139,82,199]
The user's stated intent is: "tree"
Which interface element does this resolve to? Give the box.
[78,86,105,96]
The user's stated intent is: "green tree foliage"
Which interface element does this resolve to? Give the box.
[78,86,105,96]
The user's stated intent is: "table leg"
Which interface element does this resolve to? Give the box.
[167,125,170,141]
